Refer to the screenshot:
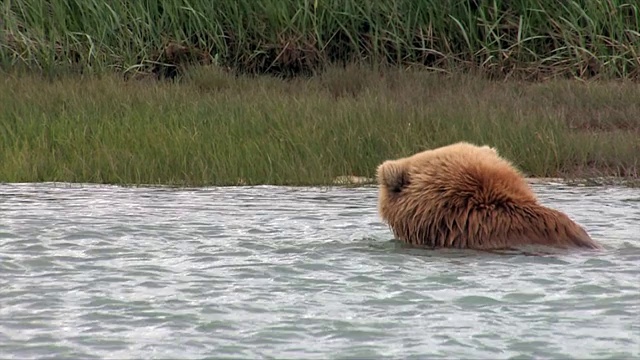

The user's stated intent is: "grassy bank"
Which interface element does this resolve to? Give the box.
[1,0,639,80]
[0,65,638,186]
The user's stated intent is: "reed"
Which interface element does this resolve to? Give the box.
[1,0,639,79]
[0,65,637,186]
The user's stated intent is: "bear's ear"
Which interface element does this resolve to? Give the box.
[377,160,410,193]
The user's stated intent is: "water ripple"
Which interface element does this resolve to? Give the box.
[0,182,638,359]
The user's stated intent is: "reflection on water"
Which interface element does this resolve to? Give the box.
[0,182,638,359]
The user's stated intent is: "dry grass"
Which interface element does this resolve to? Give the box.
[0,65,638,186]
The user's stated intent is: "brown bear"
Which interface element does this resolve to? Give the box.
[376,141,603,251]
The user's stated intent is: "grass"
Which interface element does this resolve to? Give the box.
[1,0,639,80]
[0,65,638,187]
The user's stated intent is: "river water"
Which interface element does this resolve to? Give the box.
[0,182,638,359]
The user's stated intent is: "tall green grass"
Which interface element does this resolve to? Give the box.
[1,0,639,79]
[0,66,638,186]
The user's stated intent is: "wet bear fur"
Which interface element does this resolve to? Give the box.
[376,142,602,251]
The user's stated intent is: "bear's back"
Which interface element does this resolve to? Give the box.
[405,142,539,207]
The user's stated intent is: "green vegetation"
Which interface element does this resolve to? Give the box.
[1,0,639,80]
[0,66,638,186]
[0,1,638,186]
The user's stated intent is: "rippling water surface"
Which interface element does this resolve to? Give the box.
[1,182,638,359]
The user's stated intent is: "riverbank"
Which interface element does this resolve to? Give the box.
[332,176,640,188]
[0,65,638,187]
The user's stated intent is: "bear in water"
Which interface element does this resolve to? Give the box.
[376,142,602,251]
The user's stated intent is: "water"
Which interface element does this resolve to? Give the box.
[0,182,638,359]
